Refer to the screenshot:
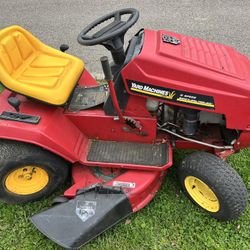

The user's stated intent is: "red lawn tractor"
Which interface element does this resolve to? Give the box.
[0,8,248,249]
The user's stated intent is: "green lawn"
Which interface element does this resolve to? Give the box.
[0,150,249,250]
[0,84,4,94]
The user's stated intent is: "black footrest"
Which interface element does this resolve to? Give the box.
[87,141,168,166]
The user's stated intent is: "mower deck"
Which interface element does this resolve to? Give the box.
[87,141,169,166]
[31,164,167,249]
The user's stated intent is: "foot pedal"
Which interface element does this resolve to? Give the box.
[31,185,132,249]
[69,85,109,111]
[87,141,169,166]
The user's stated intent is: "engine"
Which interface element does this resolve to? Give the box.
[146,99,238,146]
[161,105,225,136]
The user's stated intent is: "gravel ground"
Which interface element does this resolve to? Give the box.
[0,0,249,74]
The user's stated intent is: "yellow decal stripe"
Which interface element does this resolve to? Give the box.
[176,98,214,107]
[130,88,173,99]
[131,87,214,108]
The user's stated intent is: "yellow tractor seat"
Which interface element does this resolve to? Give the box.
[0,25,84,105]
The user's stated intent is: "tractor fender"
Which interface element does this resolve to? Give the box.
[0,100,86,162]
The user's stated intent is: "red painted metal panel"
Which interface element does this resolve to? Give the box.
[66,109,157,143]
[78,69,99,87]
[64,164,166,212]
[234,131,250,150]
[121,29,250,130]
[0,90,87,162]
[124,95,151,117]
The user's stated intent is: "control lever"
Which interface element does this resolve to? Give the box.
[8,97,21,112]
[100,56,113,81]
[100,56,124,122]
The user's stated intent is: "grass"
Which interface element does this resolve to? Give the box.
[0,149,249,250]
[0,84,249,249]
[0,83,4,94]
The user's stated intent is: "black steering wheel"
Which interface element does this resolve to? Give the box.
[77,8,139,46]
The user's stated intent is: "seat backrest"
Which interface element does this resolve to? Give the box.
[0,25,84,105]
[0,26,36,78]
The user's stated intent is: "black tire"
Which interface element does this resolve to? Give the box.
[0,139,69,204]
[178,151,248,221]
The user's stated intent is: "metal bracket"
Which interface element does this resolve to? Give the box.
[68,85,109,111]
[123,117,148,136]
[0,111,40,124]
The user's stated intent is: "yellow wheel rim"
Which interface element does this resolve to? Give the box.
[184,176,219,212]
[5,166,49,195]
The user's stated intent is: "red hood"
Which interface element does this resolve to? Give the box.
[121,29,250,130]
[156,30,246,80]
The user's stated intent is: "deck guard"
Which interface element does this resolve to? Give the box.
[31,185,132,249]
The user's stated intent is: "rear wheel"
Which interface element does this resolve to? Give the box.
[0,140,69,204]
[178,152,248,221]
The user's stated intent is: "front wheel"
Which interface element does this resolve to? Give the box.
[178,152,248,221]
[0,140,69,204]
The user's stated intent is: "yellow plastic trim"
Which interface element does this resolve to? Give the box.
[184,176,220,212]
[5,166,49,195]
[0,25,84,105]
